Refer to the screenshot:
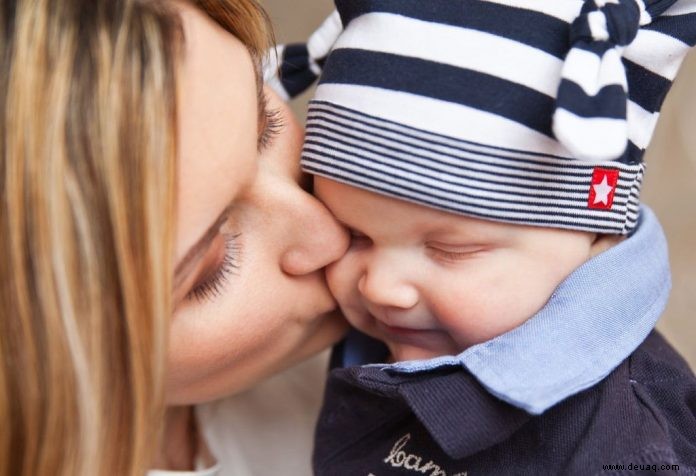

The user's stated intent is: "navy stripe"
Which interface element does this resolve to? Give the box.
[571,40,619,56]
[308,102,645,168]
[556,81,627,118]
[303,163,628,231]
[624,58,672,113]
[334,0,571,58]
[645,0,679,18]
[303,147,633,212]
[280,43,317,98]
[644,12,696,46]
[311,100,576,161]
[304,123,636,191]
[625,141,646,164]
[319,49,556,137]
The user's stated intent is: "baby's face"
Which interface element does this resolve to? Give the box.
[316,178,597,362]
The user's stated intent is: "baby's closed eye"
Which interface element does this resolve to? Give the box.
[425,242,490,263]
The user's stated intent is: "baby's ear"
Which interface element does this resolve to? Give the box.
[590,233,625,258]
[263,10,342,101]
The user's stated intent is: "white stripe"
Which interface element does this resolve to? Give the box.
[305,118,640,189]
[588,10,610,41]
[594,0,620,7]
[307,10,342,60]
[553,109,628,161]
[262,44,283,82]
[636,0,651,26]
[562,47,627,94]
[267,76,289,101]
[308,58,322,76]
[627,100,659,150]
[313,83,574,157]
[333,12,563,97]
[662,0,696,16]
[304,161,628,230]
[262,44,289,100]
[624,28,691,79]
[480,0,583,22]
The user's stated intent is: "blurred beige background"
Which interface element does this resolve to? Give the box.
[261,0,696,370]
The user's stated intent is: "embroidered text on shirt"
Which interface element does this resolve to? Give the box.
[383,434,467,476]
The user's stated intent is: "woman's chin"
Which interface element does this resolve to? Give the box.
[293,308,349,359]
[165,310,349,405]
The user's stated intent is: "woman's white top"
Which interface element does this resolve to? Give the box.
[148,460,220,476]
[147,351,329,476]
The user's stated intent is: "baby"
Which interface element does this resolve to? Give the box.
[272,0,696,474]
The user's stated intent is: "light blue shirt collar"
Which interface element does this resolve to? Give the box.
[351,206,671,415]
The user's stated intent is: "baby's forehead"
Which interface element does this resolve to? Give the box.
[315,177,517,241]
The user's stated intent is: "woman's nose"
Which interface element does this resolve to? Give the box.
[357,257,419,310]
[280,190,350,276]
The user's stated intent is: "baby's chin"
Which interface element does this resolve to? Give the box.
[345,314,462,362]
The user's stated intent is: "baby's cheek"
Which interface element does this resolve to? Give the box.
[324,255,358,306]
[324,255,375,332]
[428,278,518,348]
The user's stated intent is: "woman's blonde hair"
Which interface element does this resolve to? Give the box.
[0,1,271,475]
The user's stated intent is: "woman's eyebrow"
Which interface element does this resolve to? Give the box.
[174,205,231,290]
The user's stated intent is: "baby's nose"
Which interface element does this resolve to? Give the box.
[357,263,419,310]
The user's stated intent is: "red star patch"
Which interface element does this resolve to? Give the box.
[587,168,619,210]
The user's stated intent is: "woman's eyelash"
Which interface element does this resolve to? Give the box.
[186,233,242,304]
[258,105,284,151]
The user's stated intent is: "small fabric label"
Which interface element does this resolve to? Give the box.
[588,168,619,210]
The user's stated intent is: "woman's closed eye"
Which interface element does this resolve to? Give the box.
[186,231,242,303]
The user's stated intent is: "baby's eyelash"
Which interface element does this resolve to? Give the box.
[258,103,284,151]
[186,233,242,304]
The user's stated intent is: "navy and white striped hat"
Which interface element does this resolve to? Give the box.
[271,0,696,234]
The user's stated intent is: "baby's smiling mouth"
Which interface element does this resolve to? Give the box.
[379,323,426,335]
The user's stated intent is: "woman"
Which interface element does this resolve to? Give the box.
[0,0,348,474]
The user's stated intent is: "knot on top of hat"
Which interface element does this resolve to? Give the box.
[553,0,650,162]
[553,0,677,161]
[572,0,646,45]
[553,0,651,161]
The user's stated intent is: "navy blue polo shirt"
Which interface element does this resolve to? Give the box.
[315,332,696,475]
[313,207,696,474]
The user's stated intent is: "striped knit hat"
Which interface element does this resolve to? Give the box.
[270,0,696,234]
